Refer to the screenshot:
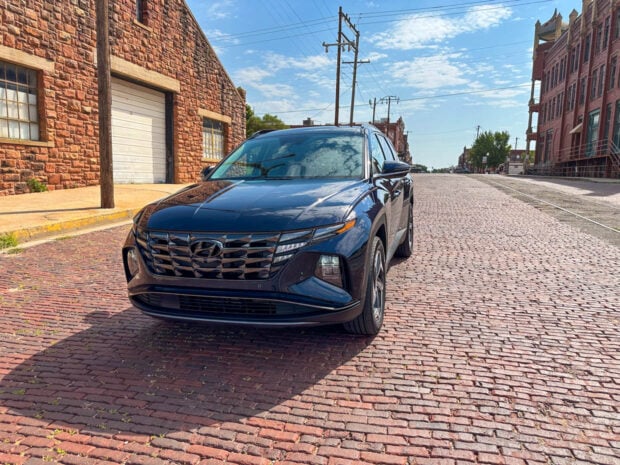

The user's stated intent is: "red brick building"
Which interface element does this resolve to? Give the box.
[527,1,620,178]
[373,117,411,163]
[0,0,245,195]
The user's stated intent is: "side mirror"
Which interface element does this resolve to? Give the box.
[200,166,214,181]
[382,160,411,174]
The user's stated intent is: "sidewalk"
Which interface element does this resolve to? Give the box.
[0,183,189,247]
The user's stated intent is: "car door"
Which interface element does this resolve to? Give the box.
[369,133,401,254]
[376,134,405,245]
[377,135,411,234]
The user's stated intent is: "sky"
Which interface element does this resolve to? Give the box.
[185,0,575,169]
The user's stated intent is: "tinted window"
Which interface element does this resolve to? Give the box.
[369,134,385,174]
[377,135,397,162]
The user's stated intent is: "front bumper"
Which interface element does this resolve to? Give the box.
[123,224,369,327]
[129,285,362,326]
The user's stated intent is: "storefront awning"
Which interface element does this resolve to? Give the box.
[569,122,583,134]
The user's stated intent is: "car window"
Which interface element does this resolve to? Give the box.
[377,135,396,162]
[211,132,364,179]
[369,134,386,175]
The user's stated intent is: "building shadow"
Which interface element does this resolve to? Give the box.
[1,309,372,437]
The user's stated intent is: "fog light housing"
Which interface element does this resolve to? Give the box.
[315,255,344,288]
[125,248,140,280]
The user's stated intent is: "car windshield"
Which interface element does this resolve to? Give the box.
[210,131,364,180]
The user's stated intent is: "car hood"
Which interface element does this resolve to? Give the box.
[136,179,369,232]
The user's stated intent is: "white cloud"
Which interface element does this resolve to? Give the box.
[264,53,332,72]
[206,1,235,20]
[371,4,513,50]
[392,55,469,89]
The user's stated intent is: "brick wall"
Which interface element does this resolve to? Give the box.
[0,0,245,195]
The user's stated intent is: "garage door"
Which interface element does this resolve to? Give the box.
[111,78,166,183]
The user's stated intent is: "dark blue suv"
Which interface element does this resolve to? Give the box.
[123,125,414,335]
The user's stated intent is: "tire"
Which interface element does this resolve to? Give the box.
[395,203,413,258]
[344,236,386,335]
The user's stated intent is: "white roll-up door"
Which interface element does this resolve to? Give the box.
[111,78,166,183]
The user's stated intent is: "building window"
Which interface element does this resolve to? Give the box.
[612,100,620,148]
[0,61,39,141]
[584,34,591,63]
[596,23,603,54]
[616,9,620,39]
[604,16,610,49]
[586,109,600,157]
[610,56,617,89]
[202,118,225,161]
[136,0,146,24]
[604,103,612,142]
[590,69,598,100]
[544,130,553,163]
[598,65,606,97]
[579,77,587,106]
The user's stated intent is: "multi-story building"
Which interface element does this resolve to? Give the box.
[0,0,246,195]
[527,1,620,178]
[373,117,411,163]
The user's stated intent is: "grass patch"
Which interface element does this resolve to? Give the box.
[0,233,18,250]
[27,177,48,192]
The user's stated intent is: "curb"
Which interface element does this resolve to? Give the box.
[7,208,139,244]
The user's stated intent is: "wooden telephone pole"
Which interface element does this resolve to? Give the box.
[96,0,114,208]
[322,7,363,126]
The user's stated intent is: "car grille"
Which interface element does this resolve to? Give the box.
[135,293,303,316]
[135,228,312,280]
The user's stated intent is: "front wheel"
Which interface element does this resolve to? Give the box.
[344,236,386,335]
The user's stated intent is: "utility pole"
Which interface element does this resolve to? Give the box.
[96,0,114,208]
[476,125,481,139]
[323,7,361,126]
[369,98,377,124]
[515,136,519,150]
[380,95,399,124]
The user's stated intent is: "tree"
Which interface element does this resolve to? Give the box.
[468,130,511,171]
[246,104,288,135]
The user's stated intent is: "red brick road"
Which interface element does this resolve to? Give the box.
[1,175,619,464]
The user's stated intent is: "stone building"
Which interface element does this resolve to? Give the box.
[527,1,620,178]
[0,0,245,195]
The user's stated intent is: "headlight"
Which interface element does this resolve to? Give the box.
[272,218,356,265]
[315,254,344,288]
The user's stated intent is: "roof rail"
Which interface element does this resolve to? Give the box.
[249,129,276,139]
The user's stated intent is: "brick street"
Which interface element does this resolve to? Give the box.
[1,174,619,465]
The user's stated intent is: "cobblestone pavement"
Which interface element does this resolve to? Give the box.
[0,174,618,465]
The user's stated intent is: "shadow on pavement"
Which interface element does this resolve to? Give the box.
[2,309,372,436]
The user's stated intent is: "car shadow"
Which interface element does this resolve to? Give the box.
[1,308,372,437]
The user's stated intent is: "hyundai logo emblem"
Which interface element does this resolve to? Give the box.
[190,239,224,258]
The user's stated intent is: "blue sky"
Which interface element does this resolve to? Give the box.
[186,0,573,169]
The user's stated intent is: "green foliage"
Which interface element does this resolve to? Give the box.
[0,233,18,250]
[27,177,48,192]
[410,164,428,173]
[468,130,511,170]
[246,104,288,136]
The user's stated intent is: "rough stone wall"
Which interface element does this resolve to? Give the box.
[0,0,245,195]
[0,1,99,195]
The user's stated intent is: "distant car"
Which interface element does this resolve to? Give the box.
[453,167,470,174]
[122,125,414,335]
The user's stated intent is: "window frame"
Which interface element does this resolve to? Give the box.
[0,60,40,142]
[202,117,226,163]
